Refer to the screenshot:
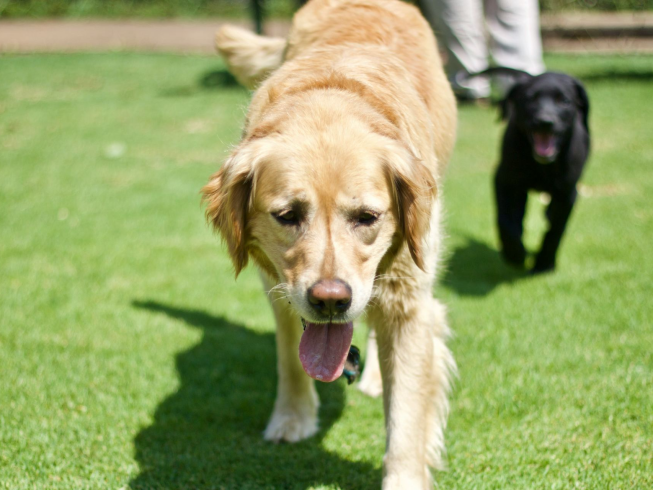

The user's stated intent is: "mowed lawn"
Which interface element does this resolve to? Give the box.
[0,52,651,489]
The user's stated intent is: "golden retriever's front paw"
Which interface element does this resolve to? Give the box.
[382,472,430,490]
[263,410,318,443]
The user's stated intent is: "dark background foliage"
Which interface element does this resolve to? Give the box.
[1,0,651,19]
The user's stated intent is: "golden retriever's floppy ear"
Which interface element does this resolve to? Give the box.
[385,143,437,271]
[202,145,257,276]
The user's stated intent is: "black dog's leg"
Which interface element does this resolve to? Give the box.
[495,172,528,267]
[533,188,578,273]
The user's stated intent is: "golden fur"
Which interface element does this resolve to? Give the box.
[203,0,457,487]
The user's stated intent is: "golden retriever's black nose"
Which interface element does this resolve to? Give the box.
[307,279,352,316]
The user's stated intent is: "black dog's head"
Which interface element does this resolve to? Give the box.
[501,72,589,164]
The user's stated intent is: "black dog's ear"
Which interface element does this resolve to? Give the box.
[496,70,535,121]
[573,77,590,131]
[499,81,524,121]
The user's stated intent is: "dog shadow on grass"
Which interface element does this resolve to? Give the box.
[441,236,528,297]
[199,68,241,89]
[129,300,381,490]
[160,69,242,97]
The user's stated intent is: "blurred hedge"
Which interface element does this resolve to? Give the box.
[0,0,651,19]
[0,0,297,18]
[540,0,652,11]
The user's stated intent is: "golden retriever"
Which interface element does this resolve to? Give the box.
[202,0,457,487]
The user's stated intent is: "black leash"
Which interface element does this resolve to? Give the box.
[462,66,534,80]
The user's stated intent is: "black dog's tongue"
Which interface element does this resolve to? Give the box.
[533,131,556,159]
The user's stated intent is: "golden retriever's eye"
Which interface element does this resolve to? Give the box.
[273,210,300,226]
[356,211,379,226]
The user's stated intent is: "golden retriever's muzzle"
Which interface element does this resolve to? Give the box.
[306,279,352,317]
[299,278,355,382]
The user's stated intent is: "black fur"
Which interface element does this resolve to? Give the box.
[494,72,590,273]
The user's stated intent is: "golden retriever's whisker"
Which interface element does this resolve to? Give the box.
[374,274,413,279]
[373,274,414,282]
[266,283,290,298]
[270,293,292,304]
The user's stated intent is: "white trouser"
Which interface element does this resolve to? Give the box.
[419,0,545,97]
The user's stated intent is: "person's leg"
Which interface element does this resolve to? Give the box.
[485,0,545,75]
[417,0,490,99]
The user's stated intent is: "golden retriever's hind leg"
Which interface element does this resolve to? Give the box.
[262,276,319,443]
[357,328,383,398]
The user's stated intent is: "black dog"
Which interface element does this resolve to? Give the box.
[487,70,590,273]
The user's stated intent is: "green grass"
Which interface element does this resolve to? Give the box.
[0,52,651,489]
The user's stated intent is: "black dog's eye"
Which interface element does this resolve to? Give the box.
[555,93,570,105]
[273,210,300,225]
[356,211,379,226]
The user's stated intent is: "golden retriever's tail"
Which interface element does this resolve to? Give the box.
[215,25,286,90]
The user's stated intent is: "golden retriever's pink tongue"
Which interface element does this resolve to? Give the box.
[299,321,354,382]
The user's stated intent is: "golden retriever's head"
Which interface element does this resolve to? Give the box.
[203,91,435,380]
